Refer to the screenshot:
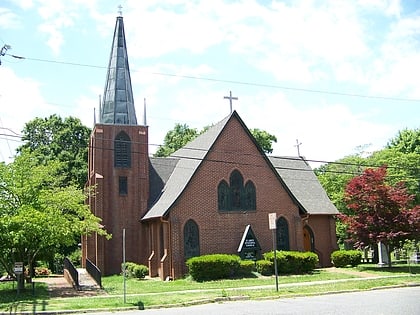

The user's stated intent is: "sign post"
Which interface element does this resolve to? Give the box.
[122,228,126,303]
[268,213,279,292]
[14,262,24,295]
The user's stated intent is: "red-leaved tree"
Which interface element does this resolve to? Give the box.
[340,166,420,266]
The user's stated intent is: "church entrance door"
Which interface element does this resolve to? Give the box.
[303,226,314,252]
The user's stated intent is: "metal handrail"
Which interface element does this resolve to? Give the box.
[86,258,102,288]
[63,257,79,288]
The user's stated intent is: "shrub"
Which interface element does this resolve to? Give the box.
[238,260,255,277]
[35,267,51,277]
[68,249,82,268]
[256,259,273,276]
[123,262,149,279]
[331,250,362,267]
[263,251,318,274]
[186,254,241,281]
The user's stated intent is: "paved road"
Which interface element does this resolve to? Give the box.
[90,286,420,315]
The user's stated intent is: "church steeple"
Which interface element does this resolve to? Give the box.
[100,15,138,125]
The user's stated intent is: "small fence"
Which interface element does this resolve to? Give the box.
[86,258,102,288]
[63,257,79,289]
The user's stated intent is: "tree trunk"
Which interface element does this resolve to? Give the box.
[386,244,392,268]
[372,245,379,264]
[17,274,25,292]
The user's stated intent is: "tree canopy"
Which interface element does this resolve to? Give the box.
[154,123,199,157]
[315,128,420,249]
[249,128,277,154]
[339,166,419,266]
[17,115,91,189]
[0,150,108,285]
[386,128,420,154]
[154,123,277,157]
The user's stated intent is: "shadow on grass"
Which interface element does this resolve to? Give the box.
[0,281,49,314]
[357,264,420,274]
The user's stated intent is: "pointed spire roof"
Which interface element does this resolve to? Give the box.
[100,16,138,125]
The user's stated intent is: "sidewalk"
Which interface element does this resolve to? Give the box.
[38,267,414,299]
[37,276,103,298]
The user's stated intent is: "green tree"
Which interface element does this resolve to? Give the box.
[17,115,91,189]
[0,150,108,289]
[367,148,420,204]
[386,128,420,154]
[249,128,277,154]
[154,123,198,157]
[315,155,366,249]
[315,129,420,248]
[154,123,277,157]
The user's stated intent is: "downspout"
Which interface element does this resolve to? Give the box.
[160,217,174,280]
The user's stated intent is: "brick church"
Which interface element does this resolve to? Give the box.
[82,15,339,280]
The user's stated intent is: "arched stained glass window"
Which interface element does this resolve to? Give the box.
[218,170,256,212]
[184,219,200,259]
[230,170,244,210]
[276,217,290,251]
[244,181,256,210]
[218,180,230,210]
[114,131,131,167]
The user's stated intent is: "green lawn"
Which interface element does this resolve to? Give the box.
[1,265,419,313]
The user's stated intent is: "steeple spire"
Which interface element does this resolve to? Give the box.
[100,15,138,125]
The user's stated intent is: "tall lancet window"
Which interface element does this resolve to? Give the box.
[184,219,200,259]
[114,131,131,167]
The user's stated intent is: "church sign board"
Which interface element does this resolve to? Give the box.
[237,225,261,261]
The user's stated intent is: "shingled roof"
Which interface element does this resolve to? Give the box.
[143,114,231,220]
[143,111,338,220]
[269,156,339,215]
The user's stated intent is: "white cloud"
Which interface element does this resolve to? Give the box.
[2,0,418,165]
[0,66,55,162]
[12,0,34,10]
[0,7,21,29]
[368,12,420,97]
[33,0,92,54]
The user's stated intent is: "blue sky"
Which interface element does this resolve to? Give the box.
[0,0,419,166]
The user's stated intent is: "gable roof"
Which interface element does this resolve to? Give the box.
[142,111,338,220]
[269,156,339,215]
[142,113,231,220]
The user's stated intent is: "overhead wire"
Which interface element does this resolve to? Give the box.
[4,53,420,103]
[1,53,419,177]
[1,128,419,174]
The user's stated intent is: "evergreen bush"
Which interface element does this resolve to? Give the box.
[331,250,362,267]
[186,254,241,281]
[263,251,318,274]
[238,260,255,277]
[256,259,273,275]
[123,262,149,279]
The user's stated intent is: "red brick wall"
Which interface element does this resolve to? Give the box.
[85,124,150,275]
[307,215,338,267]
[167,117,304,277]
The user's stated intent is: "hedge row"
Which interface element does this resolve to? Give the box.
[331,250,362,267]
[262,251,319,274]
[187,251,319,281]
[186,254,241,281]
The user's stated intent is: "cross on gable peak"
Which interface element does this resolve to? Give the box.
[223,91,238,114]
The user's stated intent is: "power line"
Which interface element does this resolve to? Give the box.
[4,53,420,103]
[1,129,419,174]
